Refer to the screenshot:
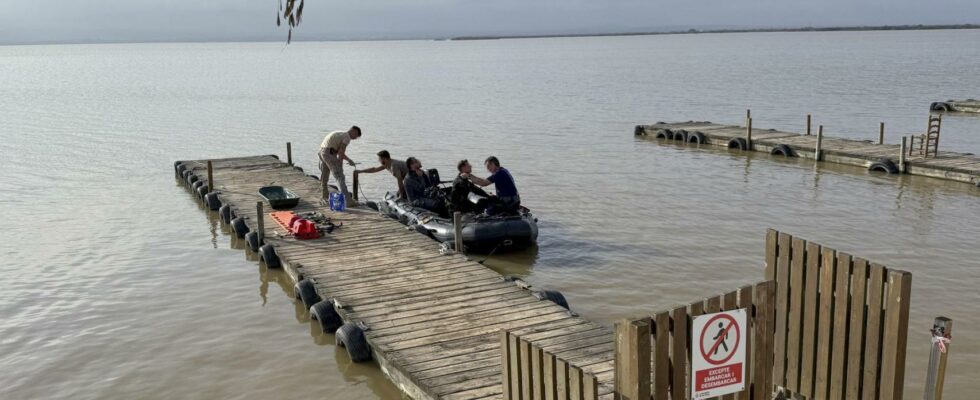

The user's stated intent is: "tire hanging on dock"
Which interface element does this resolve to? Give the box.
[245,232,260,252]
[930,102,951,112]
[770,144,796,157]
[335,323,372,362]
[219,205,234,225]
[310,300,343,333]
[533,290,569,310]
[728,137,748,150]
[687,131,707,144]
[231,216,249,238]
[673,129,689,142]
[204,192,221,211]
[259,244,280,268]
[196,185,210,200]
[868,160,900,174]
[655,129,673,140]
[294,279,321,308]
[191,180,204,192]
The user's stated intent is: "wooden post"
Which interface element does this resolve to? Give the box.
[286,142,293,165]
[879,122,886,144]
[256,201,265,245]
[206,161,214,192]
[814,125,824,161]
[746,108,751,121]
[352,172,359,201]
[924,317,952,400]
[614,318,650,400]
[453,212,463,253]
[900,136,908,173]
[746,117,753,150]
[806,114,812,135]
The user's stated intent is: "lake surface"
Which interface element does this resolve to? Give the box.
[1,30,978,399]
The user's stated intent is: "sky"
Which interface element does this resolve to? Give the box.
[1,0,978,44]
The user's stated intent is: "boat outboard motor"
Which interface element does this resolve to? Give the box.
[427,168,441,184]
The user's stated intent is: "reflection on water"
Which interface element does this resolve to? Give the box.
[3,31,980,399]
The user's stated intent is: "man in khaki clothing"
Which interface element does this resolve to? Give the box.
[319,125,361,202]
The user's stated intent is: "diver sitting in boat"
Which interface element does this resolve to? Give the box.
[403,157,447,214]
[461,156,521,216]
[450,159,491,214]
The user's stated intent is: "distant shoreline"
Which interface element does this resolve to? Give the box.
[450,24,980,41]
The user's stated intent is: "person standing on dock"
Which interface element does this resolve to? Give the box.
[319,126,361,203]
[353,150,409,199]
[462,156,520,215]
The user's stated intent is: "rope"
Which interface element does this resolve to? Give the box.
[930,328,952,353]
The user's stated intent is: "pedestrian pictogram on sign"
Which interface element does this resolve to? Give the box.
[691,309,747,399]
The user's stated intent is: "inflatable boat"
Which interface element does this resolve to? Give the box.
[373,192,538,253]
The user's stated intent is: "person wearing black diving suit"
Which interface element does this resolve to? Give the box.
[403,157,447,215]
[450,159,491,214]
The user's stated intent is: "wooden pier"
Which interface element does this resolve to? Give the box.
[931,99,980,114]
[635,120,980,186]
[174,155,617,400]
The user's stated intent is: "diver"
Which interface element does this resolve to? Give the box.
[450,159,491,214]
[403,157,447,214]
[461,156,520,215]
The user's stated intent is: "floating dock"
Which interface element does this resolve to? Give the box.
[173,155,617,400]
[635,121,980,186]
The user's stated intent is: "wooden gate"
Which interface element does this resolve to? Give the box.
[765,229,912,400]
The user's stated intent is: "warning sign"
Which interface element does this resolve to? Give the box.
[691,309,747,399]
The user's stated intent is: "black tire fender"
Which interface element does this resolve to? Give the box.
[335,323,372,362]
[931,102,951,112]
[310,300,343,333]
[294,279,321,308]
[770,144,795,157]
[673,129,689,142]
[191,180,204,192]
[688,131,706,144]
[175,162,186,176]
[728,137,748,150]
[868,160,899,174]
[231,216,249,238]
[204,192,221,211]
[244,232,260,252]
[259,244,280,268]
[186,174,199,185]
[182,169,193,181]
[533,290,569,310]
[655,129,673,139]
[196,185,210,199]
[219,205,233,225]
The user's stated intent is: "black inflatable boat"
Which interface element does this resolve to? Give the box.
[374,192,538,253]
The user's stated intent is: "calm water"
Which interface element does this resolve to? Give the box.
[1,30,979,399]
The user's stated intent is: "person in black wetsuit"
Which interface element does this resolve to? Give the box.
[403,157,446,214]
[461,156,521,215]
[450,159,490,214]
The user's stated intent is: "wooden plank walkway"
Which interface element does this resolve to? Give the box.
[174,155,617,400]
[636,121,980,186]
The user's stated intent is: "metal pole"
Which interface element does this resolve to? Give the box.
[286,142,293,165]
[256,201,265,246]
[879,122,886,145]
[206,160,214,193]
[746,117,753,150]
[806,114,812,135]
[815,125,824,161]
[453,212,463,254]
[923,317,952,400]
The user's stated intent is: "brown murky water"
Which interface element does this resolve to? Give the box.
[2,30,979,399]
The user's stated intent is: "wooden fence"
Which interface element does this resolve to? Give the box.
[765,229,912,400]
[501,330,602,400]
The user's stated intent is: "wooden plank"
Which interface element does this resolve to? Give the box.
[828,253,853,400]
[736,285,753,400]
[614,318,651,400]
[845,258,869,399]
[813,247,836,400]
[798,242,821,398]
[653,312,670,400]
[772,232,792,387]
[557,359,571,400]
[879,270,912,400]
[570,366,584,400]
[544,352,558,400]
[751,281,773,400]
[765,229,778,280]
[502,331,512,400]
[509,333,523,397]
[671,306,688,400]
[861,263,887,400]
[583,373,600,400]
[522,339,533,400]
[785,237,806,391]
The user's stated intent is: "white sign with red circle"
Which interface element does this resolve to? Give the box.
[691,309,747,399]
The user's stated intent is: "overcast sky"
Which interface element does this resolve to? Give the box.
[1,0,978,44]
